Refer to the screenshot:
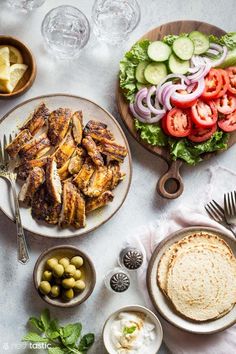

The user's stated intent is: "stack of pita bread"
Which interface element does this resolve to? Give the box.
[157,232,236,321]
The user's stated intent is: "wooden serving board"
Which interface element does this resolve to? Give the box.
[117,20,236,199]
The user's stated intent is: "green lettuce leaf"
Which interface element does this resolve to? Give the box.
[162,33,188,46]
[134,119,168,147]
[209,33,236,50]
[119,40,150,102]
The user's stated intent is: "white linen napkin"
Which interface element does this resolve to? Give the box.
[127,165,236,354]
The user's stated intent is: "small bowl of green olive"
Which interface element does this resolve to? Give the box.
[33,246,96,308]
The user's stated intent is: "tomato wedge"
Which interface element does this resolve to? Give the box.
[188,124,217,143]
[161,114,171,135]
[218,111,236,132]
[166,108,192,137]
[171,89,197,108]
[226,67,236,94]
[215,92,236,114]
[202,69,223,100]
[190,99,217,127]
[215,69,229,98]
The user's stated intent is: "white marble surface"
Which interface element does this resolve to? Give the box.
[0,0,236,353]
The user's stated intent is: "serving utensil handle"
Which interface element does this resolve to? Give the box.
[10,179,29,264]
[157,159,184,199]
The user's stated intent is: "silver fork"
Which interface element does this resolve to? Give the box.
[224,191,236,227]
[0,135,29,264]
[205,199,236,238]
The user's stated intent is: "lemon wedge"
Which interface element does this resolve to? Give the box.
[0,47,10,82]
[0,45,23,65]
[5,63,28,93]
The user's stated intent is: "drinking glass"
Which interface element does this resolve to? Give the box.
[92,0,141,44]
[41,6,90,59]
[7,0,46,11]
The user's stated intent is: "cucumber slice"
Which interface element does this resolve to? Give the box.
[147,41,172,62]
[144,62,168,85]
[169,54,190,74]
[189,31,210,54]
[218,47,236,68]
[135,61,149,84]
[172,37,194,60]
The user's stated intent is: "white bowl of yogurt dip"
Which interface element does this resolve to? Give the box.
[103,305,163,354]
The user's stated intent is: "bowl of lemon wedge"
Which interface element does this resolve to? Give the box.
[0,36,36,99]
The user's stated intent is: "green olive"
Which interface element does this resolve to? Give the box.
[46,258,58,270]
[64,288,74,300]
[42,270,53,281]
[71,256,84,268]
[50,285,60,298]
[74,280,86,291]
[59,257,70,268]
[73,269,82,280]
[62,277,75,289]
[52,264,64,278]
[64,264,76,277]
[39,281,51,295]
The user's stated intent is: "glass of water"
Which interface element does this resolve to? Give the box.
[7,0,46,11]
[92,0,141,45]
[41,5,90,59]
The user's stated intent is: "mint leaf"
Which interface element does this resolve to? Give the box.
[78,333,95,352]
[48,347,65,354]
[62,323,82,346]
[29,317,44,332]
[46,319,60,340]
[41,309,50,331]
[22,332,49,343]
[123,326,136,335]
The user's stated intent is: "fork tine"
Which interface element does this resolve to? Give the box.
[208,201,224,220]
[3,135,9,163]
[9,134,13,143]
[205,205,218,222]
[224,193,229,217]
[0,140,3,164]
[231,191,236,215]
[211,200,225,215]
[227,192,233,216]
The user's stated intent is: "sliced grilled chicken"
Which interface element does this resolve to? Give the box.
[31,184,61,225]
[72,111,83,144]
[99,138,127,163]
[6,129,33,158]
[84,166,113,197]
[46,158,62,203]
[52,129,77,169]
[86,190,114,213]
[68,147,86,175]
[16,156,48,180]
[82,135,104,166]
[19,132,51,160]
[59,181,77,228]
[107,161,126,190]
[58,159,70,181]
[72,191,86,229]
[48,107,72,146]
[20,102,49,135]
[18,167,45,205]
[84,120,114,141]
[73,157,95,192]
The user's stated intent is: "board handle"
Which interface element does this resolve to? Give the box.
[157,160,183,199]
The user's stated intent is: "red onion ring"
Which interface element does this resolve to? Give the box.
[171,78,205,102]
[211,46,228,67]
[163,84,186,111]
[129,103,152,123]
[157,81,172,105]
[135,88,150,116]
[146,86,166,115]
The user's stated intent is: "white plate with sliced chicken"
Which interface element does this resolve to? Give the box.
[0,94,132,238]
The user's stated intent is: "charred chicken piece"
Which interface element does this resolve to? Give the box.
[19,133,51,161]
[18,167,45,205]
[68,147,86,175]
[5,129,33,158]
[48,108,72,146]
[52,129,77,169]
[84,166,112,198]
[72,111,83,144]
[73,157,95,192]
[86,190,114,213]
[107,161,126,190]
[72,191,86,229]
[84,120,114,141]
[46,158,62,204]
[31,184,61,225]
[20,102,49,135]
[59,181,77,228]
[82,135,104,166]
[16,157,48,180]
[57,160,70,181]
[99,138,127,163]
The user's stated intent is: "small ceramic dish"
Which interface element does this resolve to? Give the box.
[0,35,36,99]
[33,245,96,308]
[103,305,163,354]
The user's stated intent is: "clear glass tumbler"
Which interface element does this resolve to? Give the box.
[41,5,90,59]
[7,0,46,11]
[92,0,141,45]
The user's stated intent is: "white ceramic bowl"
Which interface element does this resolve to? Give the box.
[103,305,163,354]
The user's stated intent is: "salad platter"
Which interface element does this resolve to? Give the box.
[117,20,236,199]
